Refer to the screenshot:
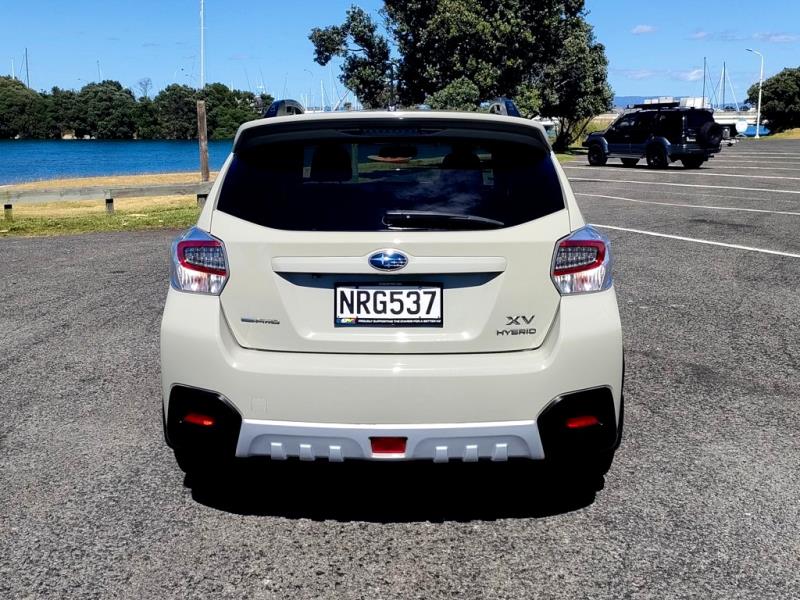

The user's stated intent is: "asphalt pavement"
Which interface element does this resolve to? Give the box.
[1,139,798,599]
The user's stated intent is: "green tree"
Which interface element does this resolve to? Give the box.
[309,6,392,108]
[426,77,481,111]
[134,96,160,139]
[0,76,49,138]
[42,87,80,139]
[310,1,612,147]
[200,83,268,139]
[747,67,800,133]
[75,80,137,139]
[153,84,197,139]
[537,17,612,150]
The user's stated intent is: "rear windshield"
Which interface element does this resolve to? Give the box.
[216,137,564,231]
[686,111,714,128]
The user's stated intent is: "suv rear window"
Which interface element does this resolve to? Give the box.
[216,137,564,231]
[686,111,714,129]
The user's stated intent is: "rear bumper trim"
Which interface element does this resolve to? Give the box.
[235,419,544,462]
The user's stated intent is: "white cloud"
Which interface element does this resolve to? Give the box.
[671,69,704,82]
[618,69,657,80]
[631,24,656,35]
[753,32,799,43]
[689,30,710,40]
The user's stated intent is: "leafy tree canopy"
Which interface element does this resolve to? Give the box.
[0,76,49,138]
[310,1,612,148]
[0,79,272,140]
[747,67,800,133]
[310,6,392,108]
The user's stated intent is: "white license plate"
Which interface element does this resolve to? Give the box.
[335,284,443,327]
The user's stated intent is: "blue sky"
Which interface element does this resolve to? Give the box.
[2,0,798,103]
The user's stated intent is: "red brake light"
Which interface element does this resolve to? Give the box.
[177,240,227,276]
[552,239,606,276]
[551,226,613,295]
[170,227,228,295]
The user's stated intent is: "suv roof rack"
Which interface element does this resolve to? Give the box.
[629,102,681,110]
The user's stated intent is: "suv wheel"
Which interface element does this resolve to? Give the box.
[587,145,607,166]
[681,157,705,169]
[646,146,669,169]
[621,158,638,167]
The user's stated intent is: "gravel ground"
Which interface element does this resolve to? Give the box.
[1,140,798,599]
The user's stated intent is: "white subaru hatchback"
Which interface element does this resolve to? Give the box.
[160,111,624,481]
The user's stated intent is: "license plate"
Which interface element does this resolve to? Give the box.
[335,284,443,327]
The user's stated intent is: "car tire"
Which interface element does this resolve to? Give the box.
[646,146,669,169]
[587,145,607,166]
[621,158,638,167]
[681,157,705,169]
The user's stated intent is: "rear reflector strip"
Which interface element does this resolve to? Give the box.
[565,415,601,429]
[183,412,216,427]
[370,437,407,455]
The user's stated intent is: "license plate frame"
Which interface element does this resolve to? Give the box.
[334,282,443,328]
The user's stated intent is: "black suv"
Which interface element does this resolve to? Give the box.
[583,103,723,169]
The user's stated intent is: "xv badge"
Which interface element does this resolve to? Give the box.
[506,315,535,326]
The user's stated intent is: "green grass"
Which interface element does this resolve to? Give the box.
[0,204,200,238]
[555,146,587,163]
[765,128,800,140]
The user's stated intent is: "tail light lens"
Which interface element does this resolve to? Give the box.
[170,227,228,295]
[551,225,613,295]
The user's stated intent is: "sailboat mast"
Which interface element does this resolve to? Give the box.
[24,47,30,88]
[722,62,726,108]
[199,0,205,89]
[702,57,706,108]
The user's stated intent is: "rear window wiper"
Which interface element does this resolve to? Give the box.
[383,210,504,230]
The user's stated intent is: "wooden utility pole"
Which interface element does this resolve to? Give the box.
[196,100,209,182]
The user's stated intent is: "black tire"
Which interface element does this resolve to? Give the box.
[621,158,638,167]
[699,121,723,147]
[681,157,705,169]
[646,145,669,169]
[587,144,607,166]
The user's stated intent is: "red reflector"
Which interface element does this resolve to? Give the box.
[565,415,601,429]
[183,412,216,427]
[370,437,407,454]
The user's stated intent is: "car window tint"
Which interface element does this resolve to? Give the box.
[686,111,713,128]
[216,138,564,231]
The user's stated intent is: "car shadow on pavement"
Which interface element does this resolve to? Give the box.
[185,459,601,522]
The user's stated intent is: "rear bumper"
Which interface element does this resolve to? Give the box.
[161,288,623,460]
[236,418,542,461]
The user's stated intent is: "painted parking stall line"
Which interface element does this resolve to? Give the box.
[563,165,800,181]
[700,164,800,172]
[595,225,800,259]
[568,177,800,196]
[576,193,800,216]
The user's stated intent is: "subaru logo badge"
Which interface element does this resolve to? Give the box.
[369,250,408,271]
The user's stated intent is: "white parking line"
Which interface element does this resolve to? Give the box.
[576,193,800,216]
[595,225,800,258]
[704,164,800,171]
[724,152,800,157]
[563,165,800,181]
[568,177,800,195]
